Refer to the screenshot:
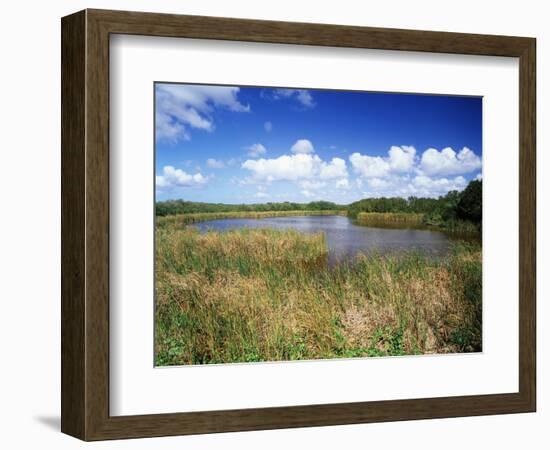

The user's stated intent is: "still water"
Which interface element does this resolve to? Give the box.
[194,215,453,262]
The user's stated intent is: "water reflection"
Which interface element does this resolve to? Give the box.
[194,215,455,263]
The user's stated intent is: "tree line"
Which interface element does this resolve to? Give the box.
[155,199,344,216]
[347,180,482,226]
[156,179,482,227]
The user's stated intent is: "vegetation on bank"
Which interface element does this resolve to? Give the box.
[355,212,479,234]
[156,180,482,234]
[156,210,346,229]
[155,225,482,365]
[347,180,482,232]
[356,212,424,227]
[156,199,344,216]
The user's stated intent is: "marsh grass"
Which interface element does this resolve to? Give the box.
[155,222,482,365]
[157,210,347,229]
[356,212,425,227]
[357,212,481,238]
[424,217,481,235]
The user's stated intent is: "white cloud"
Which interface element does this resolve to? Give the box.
[475,173,483,181]
[271,89,316,108]
[254,191,269,198]
[242,154,348,183]
[349,153,390,178]
[350,145,480,197]
[156,84,249,143]
[335,178,350,189]
[247,143,267,158]
[300,180,326,190]
[295,90,315,108]
[206,158,225,169]
[419,147,481,176]
[291,139,315,154]
[362,174,468,198]
[159,84,250,113]
[264,121,273,132]
[367,177,391,190]
[320,158,348,179]
[155,165,208,189]
[155,110,190,143]
[240,142,478,200]
[413,175,467,192]
[388,145,416,172]
[349,145,417,178]
[242,154,317,181]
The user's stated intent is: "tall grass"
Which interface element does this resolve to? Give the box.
[423,216,481,235]
[356,212,424,227]
[155,224,482,365]
[357,212,481,237]
[156,210,347,229]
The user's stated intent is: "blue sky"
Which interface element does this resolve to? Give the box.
[155,83,482,204]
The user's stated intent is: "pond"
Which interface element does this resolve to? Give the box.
[194,215,455,263]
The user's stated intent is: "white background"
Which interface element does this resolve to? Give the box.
[110,36,519,415]
[0,0,547,448]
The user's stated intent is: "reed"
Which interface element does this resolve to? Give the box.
[156,210,347,229]
[155,223,482,365]
[356,212,425,227]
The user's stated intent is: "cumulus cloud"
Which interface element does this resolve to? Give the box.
[155,110,190,143]
[413,175,467,193]
[242,154,317,181]
[350,145,417,178]
[155,165,208,189]
[269,88,316,108]
[336,178,350,189]
[367,177,391,190]
[291,139,315,154]
[241,154,348,183]
[350,145,480,196]
[320,158,347,178]
[475,173,483,181]
[362,174,468,198]
[206,158,225,169]
[235,142,479,201]
[388,145,416,172]
[419,147,481,176]
[349,153,390,178]
[155,84,250,143]
[300,180,326,190]
[247,143,267,158]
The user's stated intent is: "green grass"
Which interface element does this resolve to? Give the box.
[155,223,482,366]
[156,210,347,229]
[356,212,481,237]
[356,212,425,227]
[423,215,481,235]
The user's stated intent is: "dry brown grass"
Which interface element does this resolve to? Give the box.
[157,210,347,229]
[155,226,482,365]
[356,212,425,227]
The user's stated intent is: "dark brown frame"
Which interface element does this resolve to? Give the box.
[61,9,536,441]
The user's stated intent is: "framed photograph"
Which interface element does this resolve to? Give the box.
[61,9,536,440]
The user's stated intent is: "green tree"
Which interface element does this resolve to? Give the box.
[456,180,482,224]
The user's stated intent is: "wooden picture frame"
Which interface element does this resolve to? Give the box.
[61,9,536,441]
